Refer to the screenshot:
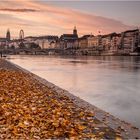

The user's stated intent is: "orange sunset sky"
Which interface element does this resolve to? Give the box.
[0,0,139,38]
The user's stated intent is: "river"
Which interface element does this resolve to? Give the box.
[7,55,140,128]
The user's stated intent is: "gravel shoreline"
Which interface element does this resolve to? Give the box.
[0,59,140,139]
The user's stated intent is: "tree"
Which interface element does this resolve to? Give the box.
[11,45,15,49]
[29,42,41,49]
[19,42,25,49]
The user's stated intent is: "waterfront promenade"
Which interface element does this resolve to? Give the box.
[0,59,140,139]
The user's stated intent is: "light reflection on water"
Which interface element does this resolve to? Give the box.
[8,55,140,128]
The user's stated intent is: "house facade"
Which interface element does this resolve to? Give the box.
[121,29,139,53]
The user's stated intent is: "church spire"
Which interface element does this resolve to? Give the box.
[73,26,77,35]
[6,28,11,41]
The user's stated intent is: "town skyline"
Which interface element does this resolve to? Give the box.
[0,26,139,56]
[0,26,139,40]
[0,1,140,37]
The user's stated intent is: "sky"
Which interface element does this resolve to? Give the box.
[0,0,139,38]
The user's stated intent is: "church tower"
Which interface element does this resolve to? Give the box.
[73,26,77,36]
[6,29,11,41]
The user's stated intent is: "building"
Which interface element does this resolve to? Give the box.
[35,39,49,49]
[0,29,11,49]
[121,29,139,53]
[87,35,105,51]
[55,40,61,49]
[60,27,78,49]
[87,35,94,48]
[24,35,58,49]
[137,30,140,52]
[86,35,102,51]
[60,26,78,41]
[0,38,6,49]
[101,33,116,51]
[78,35,91,49]
[8,40,20,49]
[110,33,121,52]
[73,39,79,49]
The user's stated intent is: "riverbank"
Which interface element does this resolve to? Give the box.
[1,48,140,56]
[0,59,140,139]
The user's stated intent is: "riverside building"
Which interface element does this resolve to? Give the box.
[60,26,78,49]
[121,29,139,53]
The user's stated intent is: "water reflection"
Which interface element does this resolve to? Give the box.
[8,55,140,128]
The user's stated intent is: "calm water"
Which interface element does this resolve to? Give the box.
[8,55,140,128]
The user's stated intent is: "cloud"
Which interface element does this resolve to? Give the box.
[0,0,136,37]
[0,8,38,12]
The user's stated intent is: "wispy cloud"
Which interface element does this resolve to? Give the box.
[0,8,38,12]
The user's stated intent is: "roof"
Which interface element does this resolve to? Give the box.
[25,35,58,40]
[101,32,117,38]
[9,39,25,42]
[82,35,92,38]
[0,38,6,41]
[123,29,139,34]
[78,35,93,41]
[60,34,78,41]
[60,34,78,37]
